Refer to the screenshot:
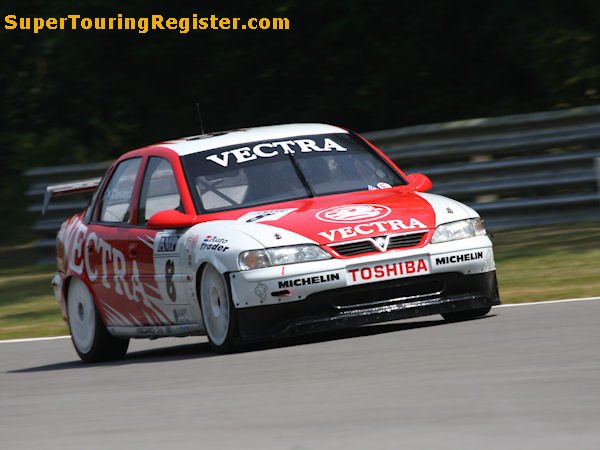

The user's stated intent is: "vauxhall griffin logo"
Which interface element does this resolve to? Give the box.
[316,204,392,223]
[374,236,387,250]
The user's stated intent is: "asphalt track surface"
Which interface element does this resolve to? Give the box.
[2,300,600,449]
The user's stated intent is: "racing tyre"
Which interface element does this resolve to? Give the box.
[442,306,492,322]
[199,264,237,353]
[67,278,129,363]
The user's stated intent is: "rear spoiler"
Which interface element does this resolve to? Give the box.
[42,177,102,215]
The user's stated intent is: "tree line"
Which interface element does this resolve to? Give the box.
[2,0,600,243]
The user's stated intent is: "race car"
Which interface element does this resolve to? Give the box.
[48,123,500,362]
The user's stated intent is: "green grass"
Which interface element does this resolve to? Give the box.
[0,257,68,340]
[0,223,599,340]
[493,223,600,303]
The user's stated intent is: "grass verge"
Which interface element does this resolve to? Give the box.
[0,260,68,340]
[0,223,599,340]
[493,222,600,303]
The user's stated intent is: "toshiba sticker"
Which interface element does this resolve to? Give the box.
[346,257,430,286]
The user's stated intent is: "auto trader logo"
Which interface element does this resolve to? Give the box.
[316,204,392,223]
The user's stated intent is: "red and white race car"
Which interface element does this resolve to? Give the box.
[49,123,499,362]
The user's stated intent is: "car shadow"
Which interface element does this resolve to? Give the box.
[8,315,495,373]
[240,316,492,353]
[252,321,440,352]
[8,341,215,373]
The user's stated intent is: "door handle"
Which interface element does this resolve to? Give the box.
[128,243,137,258]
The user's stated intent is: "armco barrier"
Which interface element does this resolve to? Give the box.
[26,105,600,260]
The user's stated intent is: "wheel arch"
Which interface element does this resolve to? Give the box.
[194,261,239,334]
[190,245,235,307]
[63,275,110,327]
[194,261,209,300]
[195,261,238,351]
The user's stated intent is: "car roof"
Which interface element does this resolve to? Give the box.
[158,123,348,156]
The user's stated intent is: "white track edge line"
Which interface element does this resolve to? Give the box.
[0,335,70,344]
[495,296,600,308]
[1,297,599,344]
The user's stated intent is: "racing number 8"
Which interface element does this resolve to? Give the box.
[165,259,176,302]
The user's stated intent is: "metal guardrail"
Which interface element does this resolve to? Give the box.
[26,161,111,258]
[362,105,600,230]
[26,105,600,259]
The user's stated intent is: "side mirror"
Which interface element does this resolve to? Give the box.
[406,173,433,192]
[147,210,198,229]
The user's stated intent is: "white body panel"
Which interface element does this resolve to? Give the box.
[229,235,494,308]
[109,190,495,337]
[163,123,348,156]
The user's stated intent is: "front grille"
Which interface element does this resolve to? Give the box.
[330,232,426,256]
[330,240,375,256]
[388,232,425,249]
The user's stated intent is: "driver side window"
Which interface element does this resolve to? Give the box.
[138,157,182,223]
[99,158,141,223]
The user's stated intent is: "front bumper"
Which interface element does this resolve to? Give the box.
[229,236,496,308]
[235,271,500,342]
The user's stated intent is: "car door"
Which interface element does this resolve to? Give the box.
[134,156,195,327]
[86,156,154,328]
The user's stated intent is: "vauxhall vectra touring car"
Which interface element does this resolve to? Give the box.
[48,123,500,362]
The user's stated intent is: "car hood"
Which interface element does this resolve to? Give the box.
[218,188,440,246]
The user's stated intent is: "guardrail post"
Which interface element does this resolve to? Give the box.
[471,154,498,203]
[595,157,600,205]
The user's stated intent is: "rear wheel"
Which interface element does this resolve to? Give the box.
[199,264,237,352]
[67,278,129,363]
[442,306,492,322]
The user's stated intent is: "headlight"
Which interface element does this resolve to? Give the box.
[239,245,331,271]
[431,218,486,243]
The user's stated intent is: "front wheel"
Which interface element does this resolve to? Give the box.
[67,278,129,363]
[199,264,237,352]
[442,306,492,322]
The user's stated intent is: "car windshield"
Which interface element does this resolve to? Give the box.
[181,132,407,212]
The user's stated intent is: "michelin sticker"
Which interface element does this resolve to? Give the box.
[434,251,484,266]
[278,272,341,289]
